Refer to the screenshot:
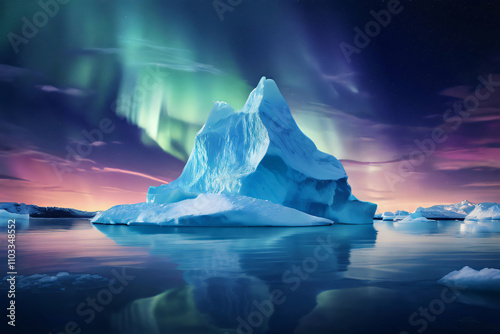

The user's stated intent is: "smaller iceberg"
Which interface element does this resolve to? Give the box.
[92,194,332,227]
[393,210,410,221]
[0,209,29,220]
[382,212,395,221]
[398,209,434,223]
[438,266,500,292]
[465,202,500,221]
[0,209,29,230]
[417,200,475,220]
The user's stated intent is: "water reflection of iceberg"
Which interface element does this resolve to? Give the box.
[377,220,461,235]
[93,224,377,333]
[460,221,500,236]
[111,286,236,334]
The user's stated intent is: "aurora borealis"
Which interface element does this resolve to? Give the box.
[1,0,499,212]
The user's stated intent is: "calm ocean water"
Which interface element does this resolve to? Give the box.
[1,218,500,334]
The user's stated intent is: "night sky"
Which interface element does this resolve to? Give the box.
[1,0,499,212]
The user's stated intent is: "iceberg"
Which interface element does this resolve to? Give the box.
[465,202,500,220]
[0,209,29,230]
[398,209,435,223]
[94,77,376,226]
[377,210,411,221]
[438,266,500,292]
[0,208,29,220]
[382,212,395,221]
[416,200,475,220]
[393,210,410,221]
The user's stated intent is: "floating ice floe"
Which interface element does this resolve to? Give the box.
[438,266,500,292]
[382,212,395,221]
[397,210,435,223]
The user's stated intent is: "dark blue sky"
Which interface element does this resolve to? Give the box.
[1,0,499,211]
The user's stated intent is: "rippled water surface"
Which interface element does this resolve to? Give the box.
[1,218,500,334]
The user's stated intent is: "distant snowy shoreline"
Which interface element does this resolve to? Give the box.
[375,200,500,222]
[0,202,96,219]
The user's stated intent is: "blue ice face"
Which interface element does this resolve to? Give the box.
[143,77,376,225]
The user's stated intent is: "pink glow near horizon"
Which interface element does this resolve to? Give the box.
[2,149,498,214]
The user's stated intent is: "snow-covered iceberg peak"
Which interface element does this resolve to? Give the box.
[398,209,435,223]
[416,200,476,219]
[146,77,376,224]
[466,202,500,220]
